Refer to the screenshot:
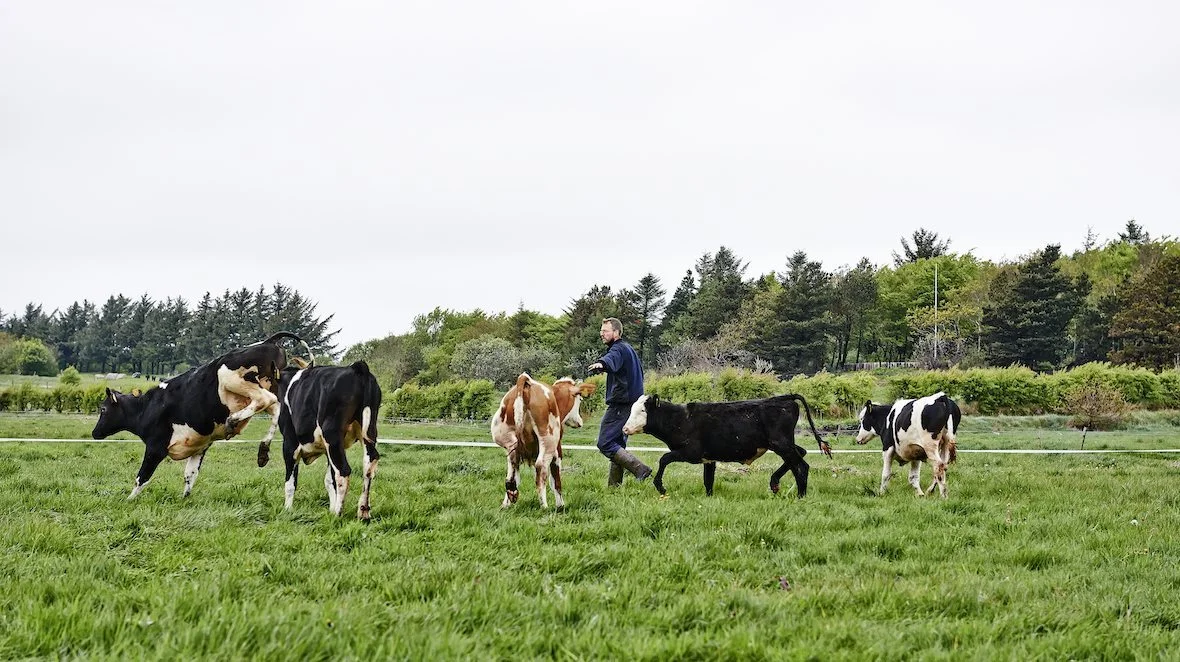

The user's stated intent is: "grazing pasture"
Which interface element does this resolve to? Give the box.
[2,428,1179,659]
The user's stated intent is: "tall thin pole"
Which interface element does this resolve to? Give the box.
[933,264,939,366]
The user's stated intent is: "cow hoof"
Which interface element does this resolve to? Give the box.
[770,484,780,495]
[659,494,669,501]
[257,450,270,467]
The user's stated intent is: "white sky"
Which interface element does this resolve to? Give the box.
[2,2,1177,350]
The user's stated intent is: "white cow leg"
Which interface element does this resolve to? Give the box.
[879,448,895,495]
[534,457,550,509]
[183,450,208,497]
[908,460,924,496]
[324,463,339,514]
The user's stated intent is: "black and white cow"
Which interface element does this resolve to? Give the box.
[91,332,312,499]
[621,394,831,497]
[257,359,383,520]
[856,391,961,497]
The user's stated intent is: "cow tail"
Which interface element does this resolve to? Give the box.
[790,394,832,459]
[516,373,531,408]
[261,331,315,368]
[937,394,959,464]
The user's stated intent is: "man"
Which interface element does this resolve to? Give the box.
[587,317,652,486]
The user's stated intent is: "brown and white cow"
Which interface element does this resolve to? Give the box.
[490,373,596,509]
[92,332,312,499]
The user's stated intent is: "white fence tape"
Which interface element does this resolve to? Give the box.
[2,438,1180,454]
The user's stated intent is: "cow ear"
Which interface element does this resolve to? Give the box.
[106,387,118,404]
[864,399,873,411]
[650,394,660,406]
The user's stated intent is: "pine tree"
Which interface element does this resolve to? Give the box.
[1109,253,1180,369]
[754,251,833,375]
[630,273,666,365]
[982,244,1088,370]
[893,228,951,266]
[686,246,750,339]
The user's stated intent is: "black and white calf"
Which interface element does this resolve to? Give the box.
[257,360,382,521]
[856,392,961,497]
[91,332,311,499]
[622,394,831,497]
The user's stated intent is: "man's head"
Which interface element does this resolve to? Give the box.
[600,318,622,344]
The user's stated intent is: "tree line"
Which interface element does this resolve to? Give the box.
[4,222,1178,385]
[341,220,1179,391]
[0,284,338,376]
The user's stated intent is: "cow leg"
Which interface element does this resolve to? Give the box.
[129,444,168,499]
[502,450,521,508]
[257,400,281,467]
[323,463,338,513]
[654,451,688,496]
[534,451,552,510]
[323,433,351,517]
[219,366,280,437]
[357,440,379,521]
[770,447,809,498]
[879,447,896,495]
[702,461,717,496]
[908,459,924,496]
[284,445,300,510]
[549,454,564,511]
[182,449,208,497]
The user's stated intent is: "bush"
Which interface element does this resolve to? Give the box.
[60,366,82,386]
[1063,378,1130,430]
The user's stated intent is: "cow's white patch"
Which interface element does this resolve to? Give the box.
[622,395,649,435]
[167,423,214,460]
[183,451,206,497]
[158,381,168,390]
[284,474,296,509]
[562,395,584,427]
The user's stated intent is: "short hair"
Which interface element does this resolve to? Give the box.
[601,317,622,334]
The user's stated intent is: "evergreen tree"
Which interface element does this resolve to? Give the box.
[893,228,951,266]
[754,251,833,375]
[1109,253,1180,369]
[51,301,94,370]
[686,246,750,339]
[84,295,132,372]
[629,273,666,365]
[982,244,1088,370]
[656,270,696,346]
[123,295,153,372]
[1117,219,1149,245]
[1072,289,1121,365]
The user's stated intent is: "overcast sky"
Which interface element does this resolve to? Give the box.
[2,2,1177,351]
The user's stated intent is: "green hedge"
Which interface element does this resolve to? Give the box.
[0,383,114,413]
[646,369,873,418]
[387,380,499,419]
[888,363,1180,415]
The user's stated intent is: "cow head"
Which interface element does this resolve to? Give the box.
[855,399,886,444]
[552,378,597,428]
[92,388,130,439]
[622,394,654,435]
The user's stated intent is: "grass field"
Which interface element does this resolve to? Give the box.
[2,410,1180,659]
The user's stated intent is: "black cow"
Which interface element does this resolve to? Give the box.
[856,391,961,497]
[621,393,831,497]
[257,360,382,521]
[91,332,311,499]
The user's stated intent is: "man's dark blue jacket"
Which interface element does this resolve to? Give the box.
[597,339,644,405]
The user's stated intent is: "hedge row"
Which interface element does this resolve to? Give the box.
[646,369,875,419]
[4,363,1177,420]
[888,363,1180,415]
[386,380,501,420]
[0,383,113,413]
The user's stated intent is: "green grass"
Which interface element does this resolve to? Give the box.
[3,431,1180,659]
